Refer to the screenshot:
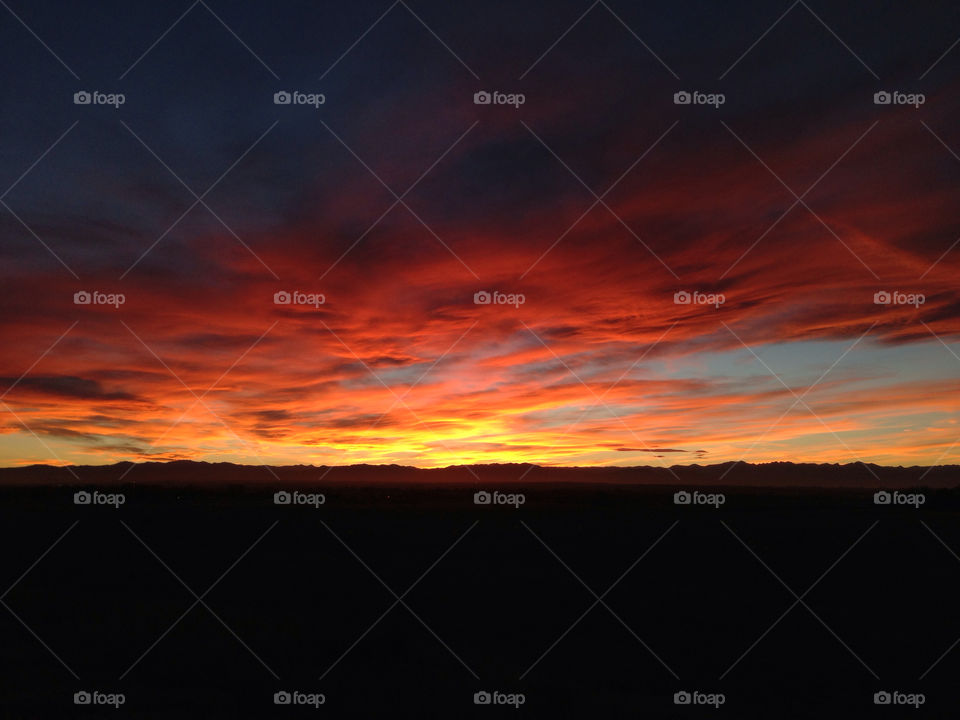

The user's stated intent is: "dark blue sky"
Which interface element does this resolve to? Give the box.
[1,0,959,467]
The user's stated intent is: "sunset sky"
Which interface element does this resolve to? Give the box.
[1,0,959,468]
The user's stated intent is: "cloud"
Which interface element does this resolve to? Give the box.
[0,44,958,468]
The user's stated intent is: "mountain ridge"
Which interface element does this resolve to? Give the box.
[0,460,957,488]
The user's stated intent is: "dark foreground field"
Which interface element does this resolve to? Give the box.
[0,462,959,717]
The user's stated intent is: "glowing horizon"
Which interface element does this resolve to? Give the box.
[1,4,959,471]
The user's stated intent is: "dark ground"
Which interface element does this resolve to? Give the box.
[0,463,959,717]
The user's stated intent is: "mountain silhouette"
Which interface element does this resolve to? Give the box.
[1,460,957,488]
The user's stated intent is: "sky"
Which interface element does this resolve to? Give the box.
[1,0,959,468]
